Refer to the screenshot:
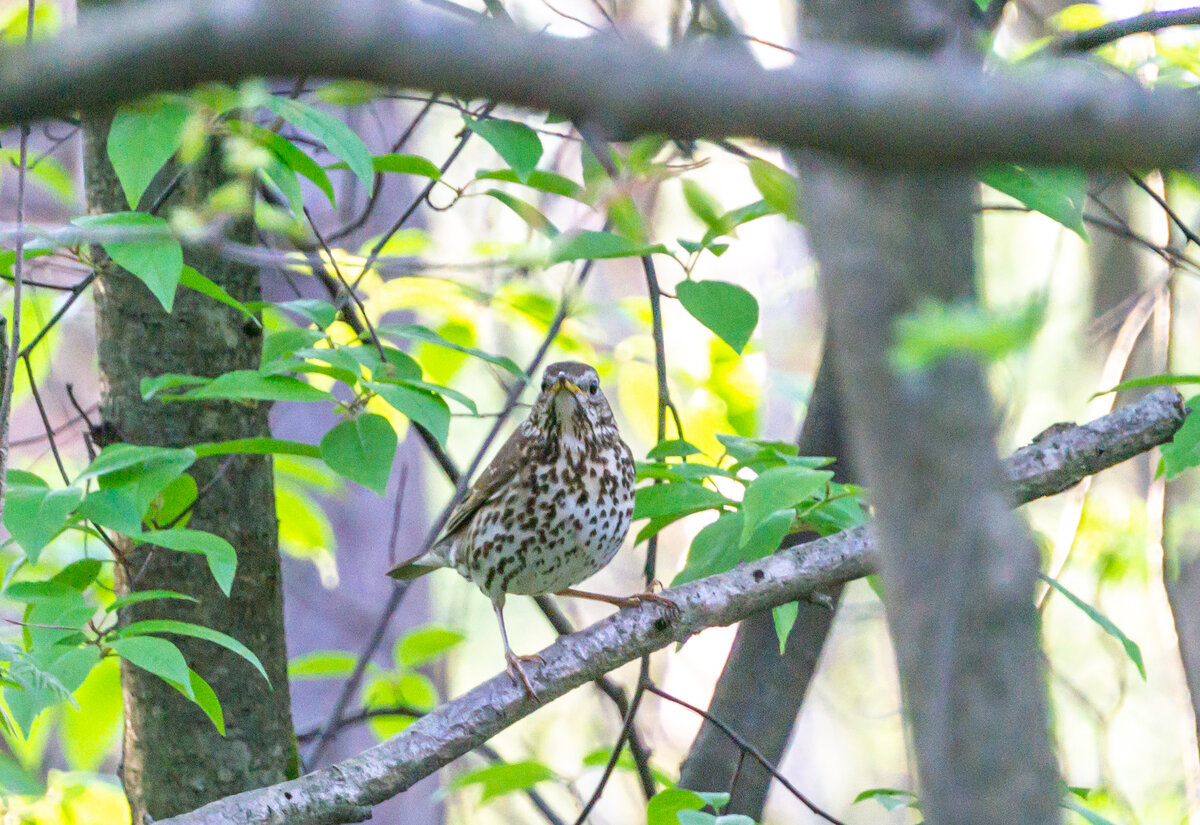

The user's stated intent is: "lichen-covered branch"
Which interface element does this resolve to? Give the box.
[157,387,1186,825]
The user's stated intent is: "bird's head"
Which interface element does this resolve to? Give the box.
[531,361,615,436]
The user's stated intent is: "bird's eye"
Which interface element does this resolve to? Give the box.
[588,380,600,396]
[541,376,552,391]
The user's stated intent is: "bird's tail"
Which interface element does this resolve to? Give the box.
[386,549,447,581]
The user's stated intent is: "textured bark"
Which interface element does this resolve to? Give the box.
[796,2,1061,824]
[81,104,295,819]
[5,0,1200,169]
[152,390,1184,825]
[679,343,853,814]
[1165,471,1200,750]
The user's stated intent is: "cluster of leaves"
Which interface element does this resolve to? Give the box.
[1,447,271,736]
[634,435,867,649]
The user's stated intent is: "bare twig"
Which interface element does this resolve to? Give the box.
[642,680,845,825]
[1053,6,1200,52]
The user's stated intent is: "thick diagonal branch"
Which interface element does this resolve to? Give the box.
[157,387,1186,825]
[2,0,1200,167]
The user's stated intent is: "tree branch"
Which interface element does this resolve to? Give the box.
[1053,7,1200,53]
[157,387,1187,825]
[2,0,1200,167]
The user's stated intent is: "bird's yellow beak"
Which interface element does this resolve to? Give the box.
[553,377,582,395]
[550,376,587,412]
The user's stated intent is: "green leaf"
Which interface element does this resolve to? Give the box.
[980,164,1089,240]
[262,95,373,187]
[328,153,441,180]
[2,472,82,561]
[277,298,338,329]
[748,159,800,222]
[138,529,238,596]
[853,788,921,812]
[54,559,103,591]
[105,590,198,612]
[77,444,196,484]
[702,200,774,246]
[475,168,583,200]
[672,510,792,586]
[117,619,269,684]
[4,646,96,736]
[179,265,255,320]
[890,298,1045,373]
[109,636,193,698]
[77,487,145,534]
[484,189,559,237]
[772,601,799,653]
[633,482,731,521]
[447,760,556,804]
[377,324,524,377]
[647,789,707,825]
[1039,573,1145,678]
[467,116,543,182]
[180,668,225,734]
[677,280,758,355]
[73,212,183,311]
[395,625,465,668]
[192,438,321,460]
[740,465,833,545]
[1094,373,1200,397]
[320,414,397,494]
[108,97,189,208]
[145,472,197,528]
[1162,398,1200,479]
[682,179,727,236]
[233,120,337,206]
[367,381,452,446]
[646,439,704,460]
[288,650,359,679]
[1062,795,1119,825]
[550,230,668,263]
[141,370,335,403]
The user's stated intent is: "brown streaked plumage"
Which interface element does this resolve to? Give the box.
[388,361,674,699]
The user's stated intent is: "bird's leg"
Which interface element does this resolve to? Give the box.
[492,600,543,702]
[555,586,680,615]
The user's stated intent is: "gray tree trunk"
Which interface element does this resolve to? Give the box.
[679,343,853,815]
[81,108,296,819]
[794,1,1061,823]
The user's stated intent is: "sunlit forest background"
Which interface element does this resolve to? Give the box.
[3,0,1200,822]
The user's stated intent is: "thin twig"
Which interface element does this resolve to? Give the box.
[642,680,846,825]
[348,112,484,293]
[20,356,69,484]
[1053,6,1200,52]
[1125,169,1200,249]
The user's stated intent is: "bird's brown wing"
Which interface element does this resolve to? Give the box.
[439,427,529,540]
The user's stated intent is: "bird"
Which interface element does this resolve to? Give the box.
[388,361,675,699]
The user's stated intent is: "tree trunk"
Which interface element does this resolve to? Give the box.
[81,107,296,819]
[794,2,1061,823]
[679,343,854,815]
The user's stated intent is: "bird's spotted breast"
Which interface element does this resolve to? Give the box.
[458,433,634,599]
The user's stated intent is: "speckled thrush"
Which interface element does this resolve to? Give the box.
[387,361,675,699]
